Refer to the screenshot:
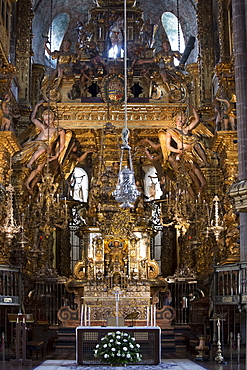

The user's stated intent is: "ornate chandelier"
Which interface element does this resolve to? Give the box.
[113,0,140,208]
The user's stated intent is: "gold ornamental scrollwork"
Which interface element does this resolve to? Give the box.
[74,260,86,279]
[147,260,159,279]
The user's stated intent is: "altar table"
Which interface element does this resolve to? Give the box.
[76,326,161,365]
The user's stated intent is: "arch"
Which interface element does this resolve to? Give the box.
[161,12,185,65]
[45,12,70,68]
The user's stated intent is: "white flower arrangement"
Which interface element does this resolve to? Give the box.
[94,331,142,366]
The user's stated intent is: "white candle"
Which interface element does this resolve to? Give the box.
[88,306,91,326]
[150,304,153,326]
[84,304,87,326]
[80,304,83,326]
[154,305,156,327]
[146,305,149,326]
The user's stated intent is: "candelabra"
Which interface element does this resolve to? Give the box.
[27,172,68,237]
[210,312,226,364]
[207,195,225,240]
[0,183,21,242]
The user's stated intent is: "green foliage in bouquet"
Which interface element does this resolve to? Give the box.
[94,330,142,366]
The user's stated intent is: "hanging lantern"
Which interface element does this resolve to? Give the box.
[112,0,140,208]
[113,129,140,208]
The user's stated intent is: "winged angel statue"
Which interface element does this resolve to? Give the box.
[158,106,214,196]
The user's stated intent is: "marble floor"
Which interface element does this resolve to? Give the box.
[0,358,245,370]
[30,359,215,370]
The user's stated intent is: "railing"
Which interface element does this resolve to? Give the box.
[0,265,21,306]
[213,262,247,306]
[28,278,70,325]
[165,279,198,325]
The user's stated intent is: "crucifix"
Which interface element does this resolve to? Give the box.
[112,289,124,326]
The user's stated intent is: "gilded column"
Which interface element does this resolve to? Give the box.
[218,0,232,62]
[197,0,215,106]
[15,0,33,106]
[0,132,21,185]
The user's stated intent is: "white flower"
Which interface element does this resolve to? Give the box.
[136,343,140,348]
[101,337,105,341]
[130,344,134,349]
[110,339,114,342]
[104,354,109,358]
[103,344,107,348]
[123,347,128,351]
[116,335,121,339]
[96,344,99,348]
[94,350,98,354]
[117,352,121,356]
[112,347,116,352]
[124,333,128,336]
[117,341,121,345]
[123,339,127,342]
[108,332,112,336]
[126,353,131,358]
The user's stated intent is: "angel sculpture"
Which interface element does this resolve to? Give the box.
[13,100,72,192]
[143,106,213,197]
[159,106,213,191]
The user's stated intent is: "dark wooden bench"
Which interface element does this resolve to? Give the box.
[26,340,44,360]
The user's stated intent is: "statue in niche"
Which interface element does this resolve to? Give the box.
[75,21,92,53]
[216,94,236,131]
[0,92,20,132]
[140,18,158,49]
[105,240,127,273]
[107,18,124,58]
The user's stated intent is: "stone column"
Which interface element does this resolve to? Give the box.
[232,0,247,261]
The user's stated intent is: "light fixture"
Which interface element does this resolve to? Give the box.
[113,0,140,208]
[27,172,68,238]
[207,195,225,240]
